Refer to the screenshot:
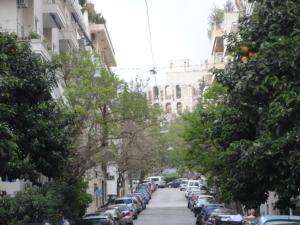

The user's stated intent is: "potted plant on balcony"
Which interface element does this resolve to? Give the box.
[29,31,41,40]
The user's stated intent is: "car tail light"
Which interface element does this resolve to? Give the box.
[124,211,131,216]
[213,218,218,225]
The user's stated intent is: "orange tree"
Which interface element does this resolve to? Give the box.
[212,0,300,210]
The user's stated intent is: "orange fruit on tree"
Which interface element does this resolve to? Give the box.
[241,56,248,63]
[241,46,249,55]
[249,51,256,58]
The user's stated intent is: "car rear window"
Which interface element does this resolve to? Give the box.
[114,205,129,211]
[115,199,132,204]
[82,219,104,225]
[219,221,242,225]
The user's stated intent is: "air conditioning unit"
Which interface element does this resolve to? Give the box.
[17,0,29,8]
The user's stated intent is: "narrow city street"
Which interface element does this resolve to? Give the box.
[135,188,195,225]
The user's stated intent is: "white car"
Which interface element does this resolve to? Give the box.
[180,179,188,191]
[185,186,200,198]
[146,176,166,188]
[187,179,201,188]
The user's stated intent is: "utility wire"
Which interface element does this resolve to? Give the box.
[145,0,157,85]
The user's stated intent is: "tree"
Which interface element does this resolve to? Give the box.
[212,0,300,210]
[0,178,92,225]
[181,82,228,174]
[56,52,159,180]
[0,33,73,182]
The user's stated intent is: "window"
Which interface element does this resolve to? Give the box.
[160,90,164,101]
[177,102,182,114]
[214,52,224,64]
[176,85,181,98]
[148,91,152,101]
[166,103,172,113]
[91,33,96,41]
[153,86,159,99]
[165,85,171,99]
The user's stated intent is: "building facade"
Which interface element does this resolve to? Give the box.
[147,61,209,125]
[0,0,117,212]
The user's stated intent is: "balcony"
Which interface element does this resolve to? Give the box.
[59,28,79,52]
[90,23,116,67]
[43,0,66,29]
[30,38,52,61]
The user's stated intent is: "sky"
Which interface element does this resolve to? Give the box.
[92,0,227,85]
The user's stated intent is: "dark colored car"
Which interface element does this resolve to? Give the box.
[196,203,224,225]
[193,196,216,216]
[206,209,242,225]
[167,179,182,188]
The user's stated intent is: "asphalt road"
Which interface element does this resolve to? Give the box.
[134,188,196,225]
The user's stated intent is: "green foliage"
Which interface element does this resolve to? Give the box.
[56,51,160,179]
[0,178,92,225]
[163,173,180,183]
[0,32,73,182]
[186,0,300,210]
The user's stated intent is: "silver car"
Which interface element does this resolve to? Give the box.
[110,204,134,225]
[114,197,138,219]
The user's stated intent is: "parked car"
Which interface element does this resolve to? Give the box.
[196,203,224,225]
[132,192,147,208]
[193,196,216,217]
[105,207,124,225]
[187,179,201,188]
[185,186,200,198]
[109,204,134,225]
[82,214,115,225]
[255,215,300,225]
[180,179,188,191]
[145,176,166,188]
[114,197,138,219]
[23,223,51,225]
[167,179,182,188]
[188,193,214,211]
[129,193,146,210]
[134,191,150,205]
[205,208,242,225]
[127,195,143,213]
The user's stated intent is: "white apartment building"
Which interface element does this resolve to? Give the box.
[0,1,117,211]
[147,60,209,124]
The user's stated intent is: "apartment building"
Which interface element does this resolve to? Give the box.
[147,60,209,126]
[0,0,117,211]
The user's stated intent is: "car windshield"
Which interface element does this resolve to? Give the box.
[151,178,159,181]
[82,219,104,225]
[115,199,132,204]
